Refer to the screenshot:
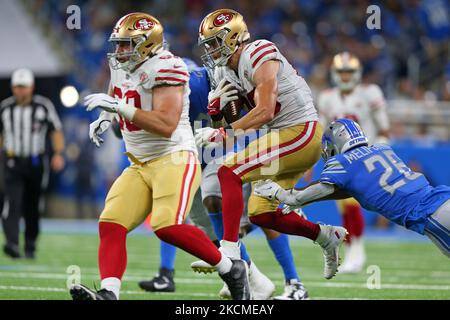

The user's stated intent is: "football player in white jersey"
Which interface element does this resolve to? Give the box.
[69,12,251,300]
[195,9,347,281]
[317,52,390,273]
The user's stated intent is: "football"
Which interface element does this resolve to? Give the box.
[221,84,244,124]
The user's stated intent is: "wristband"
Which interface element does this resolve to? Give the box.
[117,103,137,121]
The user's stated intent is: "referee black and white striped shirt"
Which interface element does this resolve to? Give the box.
[0,94,62,158]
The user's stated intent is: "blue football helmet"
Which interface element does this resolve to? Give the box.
[321,118,369,161]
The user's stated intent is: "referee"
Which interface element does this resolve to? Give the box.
[0,68,65,259]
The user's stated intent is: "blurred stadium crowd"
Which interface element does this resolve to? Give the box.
[29,0,449,99]
[10,0,450,219]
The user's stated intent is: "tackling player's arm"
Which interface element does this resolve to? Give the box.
[228,60,279,131]
[254,179,350,209]
[131,85,183,138]
[278,181,350,207]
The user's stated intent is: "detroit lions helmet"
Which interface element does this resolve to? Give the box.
[321,118,369,161]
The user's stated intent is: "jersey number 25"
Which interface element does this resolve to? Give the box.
[364,150,421,195]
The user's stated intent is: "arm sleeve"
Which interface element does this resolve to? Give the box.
[277,182,336,207]
[319,157,348,187]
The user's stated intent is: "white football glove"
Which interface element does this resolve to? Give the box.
[84,93,137,121]
[253,179,283,201]
[207,79,239,116]
[89,111,114,147]
[194,127,227,147]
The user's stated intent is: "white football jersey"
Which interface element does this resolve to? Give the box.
[317,84,390,144]
[110,50,197,163]
[212,39,317,129]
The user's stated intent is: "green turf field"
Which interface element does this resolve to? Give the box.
[0,233,449,300]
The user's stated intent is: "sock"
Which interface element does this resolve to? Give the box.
[98,222,128,281]
[250,209,320,241]
[209,212,224,239]
[101,277,121,299]
[240,242,251,264]
[214,252,232,274]
[218,166,244,242]
[342,204,365,244]
[155,224,222,266]
[268,234,299,282]
[209,212,251,263]
[160,240,177,270]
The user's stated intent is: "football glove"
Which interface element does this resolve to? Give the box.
[84,93,137,121]
[194,127,227,147]
[89,111,114,148]
[253,179,283,201]
[207,78,239,116]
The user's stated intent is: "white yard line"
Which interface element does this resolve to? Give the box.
[0,285,216,297]
[1,271,449,291]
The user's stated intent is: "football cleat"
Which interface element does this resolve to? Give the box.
[218,259,251,300]
[218,283,231,299]
[218,262,275,300]
[70,284,117,300]
[273,280,309,300]
[191,260,217,274]
[248,262,275,300]
[3,244,21,259]
[315,224,348,279]
[138,267,175,292]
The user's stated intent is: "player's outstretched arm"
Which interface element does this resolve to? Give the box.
[131,85,184,138]
[229,60,279,131]
[254,179,350,208]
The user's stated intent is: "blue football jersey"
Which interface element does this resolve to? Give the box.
[187,66,210,125]
[320,144,450,234]
[187,65,256,163]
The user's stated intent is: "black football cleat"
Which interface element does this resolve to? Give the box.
[138,267,175,292]
[219,259,251,300]
[70,284,117,300]
[3,244,21,259]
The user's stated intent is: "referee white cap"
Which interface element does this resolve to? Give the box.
[11,68,34,87]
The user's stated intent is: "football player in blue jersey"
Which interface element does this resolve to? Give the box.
[138,60,313,299]
[254,118,450,259]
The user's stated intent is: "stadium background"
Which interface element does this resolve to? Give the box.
[0,0,449,300]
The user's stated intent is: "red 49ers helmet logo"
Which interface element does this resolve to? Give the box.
[134,18,154,30]
[213,12,233,26]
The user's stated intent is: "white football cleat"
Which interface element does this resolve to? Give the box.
[248,262,275,300]
[339,237,366,274]
[315,224,348,279]
[190,260,217,274]
[273,279,309,300]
